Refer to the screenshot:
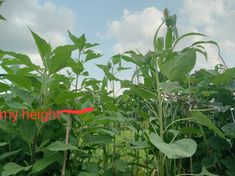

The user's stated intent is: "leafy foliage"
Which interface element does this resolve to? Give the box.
[0,7,234,176]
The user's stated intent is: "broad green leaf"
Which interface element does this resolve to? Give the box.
[212,68,235,85]
[47,141,78,151]
[190,111,225,138]
[30,29,51,65]
[170,49,196,80]
[31,155,58,174]
[149,133,197,159]
[0,149,22,160]
[222,123,235,138]
[67,58,84,75]
[159,48,196,80]
[68,31,86,51]
[48,45,75,74]
[2,162,32,176]
[4,75,32,89]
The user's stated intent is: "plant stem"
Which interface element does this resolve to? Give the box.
[61,116,71,176]
[154,58,164,176]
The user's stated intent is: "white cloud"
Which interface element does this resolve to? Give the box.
[180,0,235,67]
[107,7,164,53]
[107,1,235,69]
[0,0,75,66]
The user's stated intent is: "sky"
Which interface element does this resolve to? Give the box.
[0,0,235,79]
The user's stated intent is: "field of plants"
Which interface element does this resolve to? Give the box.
[0,2,235,176]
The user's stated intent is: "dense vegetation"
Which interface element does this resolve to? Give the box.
[0,2,235,176]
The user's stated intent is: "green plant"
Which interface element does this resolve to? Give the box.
[0,7,234,176]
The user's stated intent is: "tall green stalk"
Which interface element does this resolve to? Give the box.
[154,58,164,176]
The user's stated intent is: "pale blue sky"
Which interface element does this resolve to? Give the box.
[0,0,235,79]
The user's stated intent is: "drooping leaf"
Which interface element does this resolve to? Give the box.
[112,54,121,65]
[173,32,207,49]
[0,149,22,161]
[190,111,225,138]
[149,133,197,159]
[122,51,146,66]
[96,64,119,81]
